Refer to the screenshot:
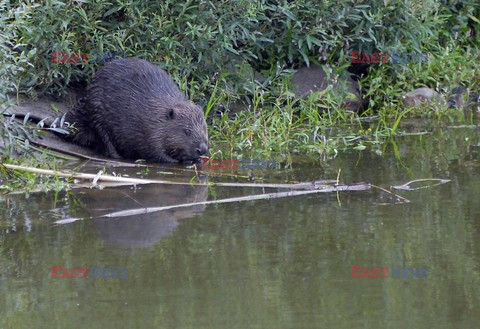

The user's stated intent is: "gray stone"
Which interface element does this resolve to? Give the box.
[447,85,480,110]
[291,65,363,112]
[402,87,444,107]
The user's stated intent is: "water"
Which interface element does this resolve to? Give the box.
[1,125,479,328]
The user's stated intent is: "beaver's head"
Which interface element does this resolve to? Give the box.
[149,101,209,163]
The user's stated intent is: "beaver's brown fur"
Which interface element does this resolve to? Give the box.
[66,58,208,163]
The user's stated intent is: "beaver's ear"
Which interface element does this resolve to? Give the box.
[167,108,176,120]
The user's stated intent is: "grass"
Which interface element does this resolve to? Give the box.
[206,41,479,161]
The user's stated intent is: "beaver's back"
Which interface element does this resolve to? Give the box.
[66,58,208,163]
[90,58,185,102]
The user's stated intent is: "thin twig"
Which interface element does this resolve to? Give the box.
[392,178,451,191]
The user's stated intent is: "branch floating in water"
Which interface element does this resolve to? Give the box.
[392,178,451,191]
[53,183,372,225]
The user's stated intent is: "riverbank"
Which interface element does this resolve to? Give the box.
[1,1,479,192]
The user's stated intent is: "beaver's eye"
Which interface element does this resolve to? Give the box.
[184,129,191,136]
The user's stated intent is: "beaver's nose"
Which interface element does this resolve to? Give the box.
[196,143,209,156]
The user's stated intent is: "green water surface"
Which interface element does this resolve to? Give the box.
[1,125,479,329]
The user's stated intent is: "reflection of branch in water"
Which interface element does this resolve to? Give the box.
[370,184,411,205]
[118,191,145,208]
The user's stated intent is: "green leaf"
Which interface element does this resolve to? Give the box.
[300,49,309,66]
[309,36,323,47]
[225,45,239,55]
[468,15,480,24]
[51,103,60,113]
[104,6,121,18]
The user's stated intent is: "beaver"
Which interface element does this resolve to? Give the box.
[66,58,209,163]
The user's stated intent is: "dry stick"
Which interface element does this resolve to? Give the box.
[54,183,372,224]
[3,163,168,184]
[336,168,342,206]
[392,178,451,191]
[2,164,335,190]
[103,184,371,217]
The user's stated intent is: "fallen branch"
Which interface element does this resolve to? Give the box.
[392,178,451,191]
[2,163,338,190]
[54,183,372,225]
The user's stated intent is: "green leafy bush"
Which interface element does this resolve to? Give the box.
[1,0,478,100]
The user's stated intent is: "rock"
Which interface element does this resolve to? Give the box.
[291,66,328,98]
[402,87,444,107]
[224,54,267,86]
[291,65,363,112]
[403,86,480,109]
[219,55,267,114]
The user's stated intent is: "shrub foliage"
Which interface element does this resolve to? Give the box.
[1,0,478,101]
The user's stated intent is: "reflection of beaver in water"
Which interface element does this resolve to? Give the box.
[66,58,209,163]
